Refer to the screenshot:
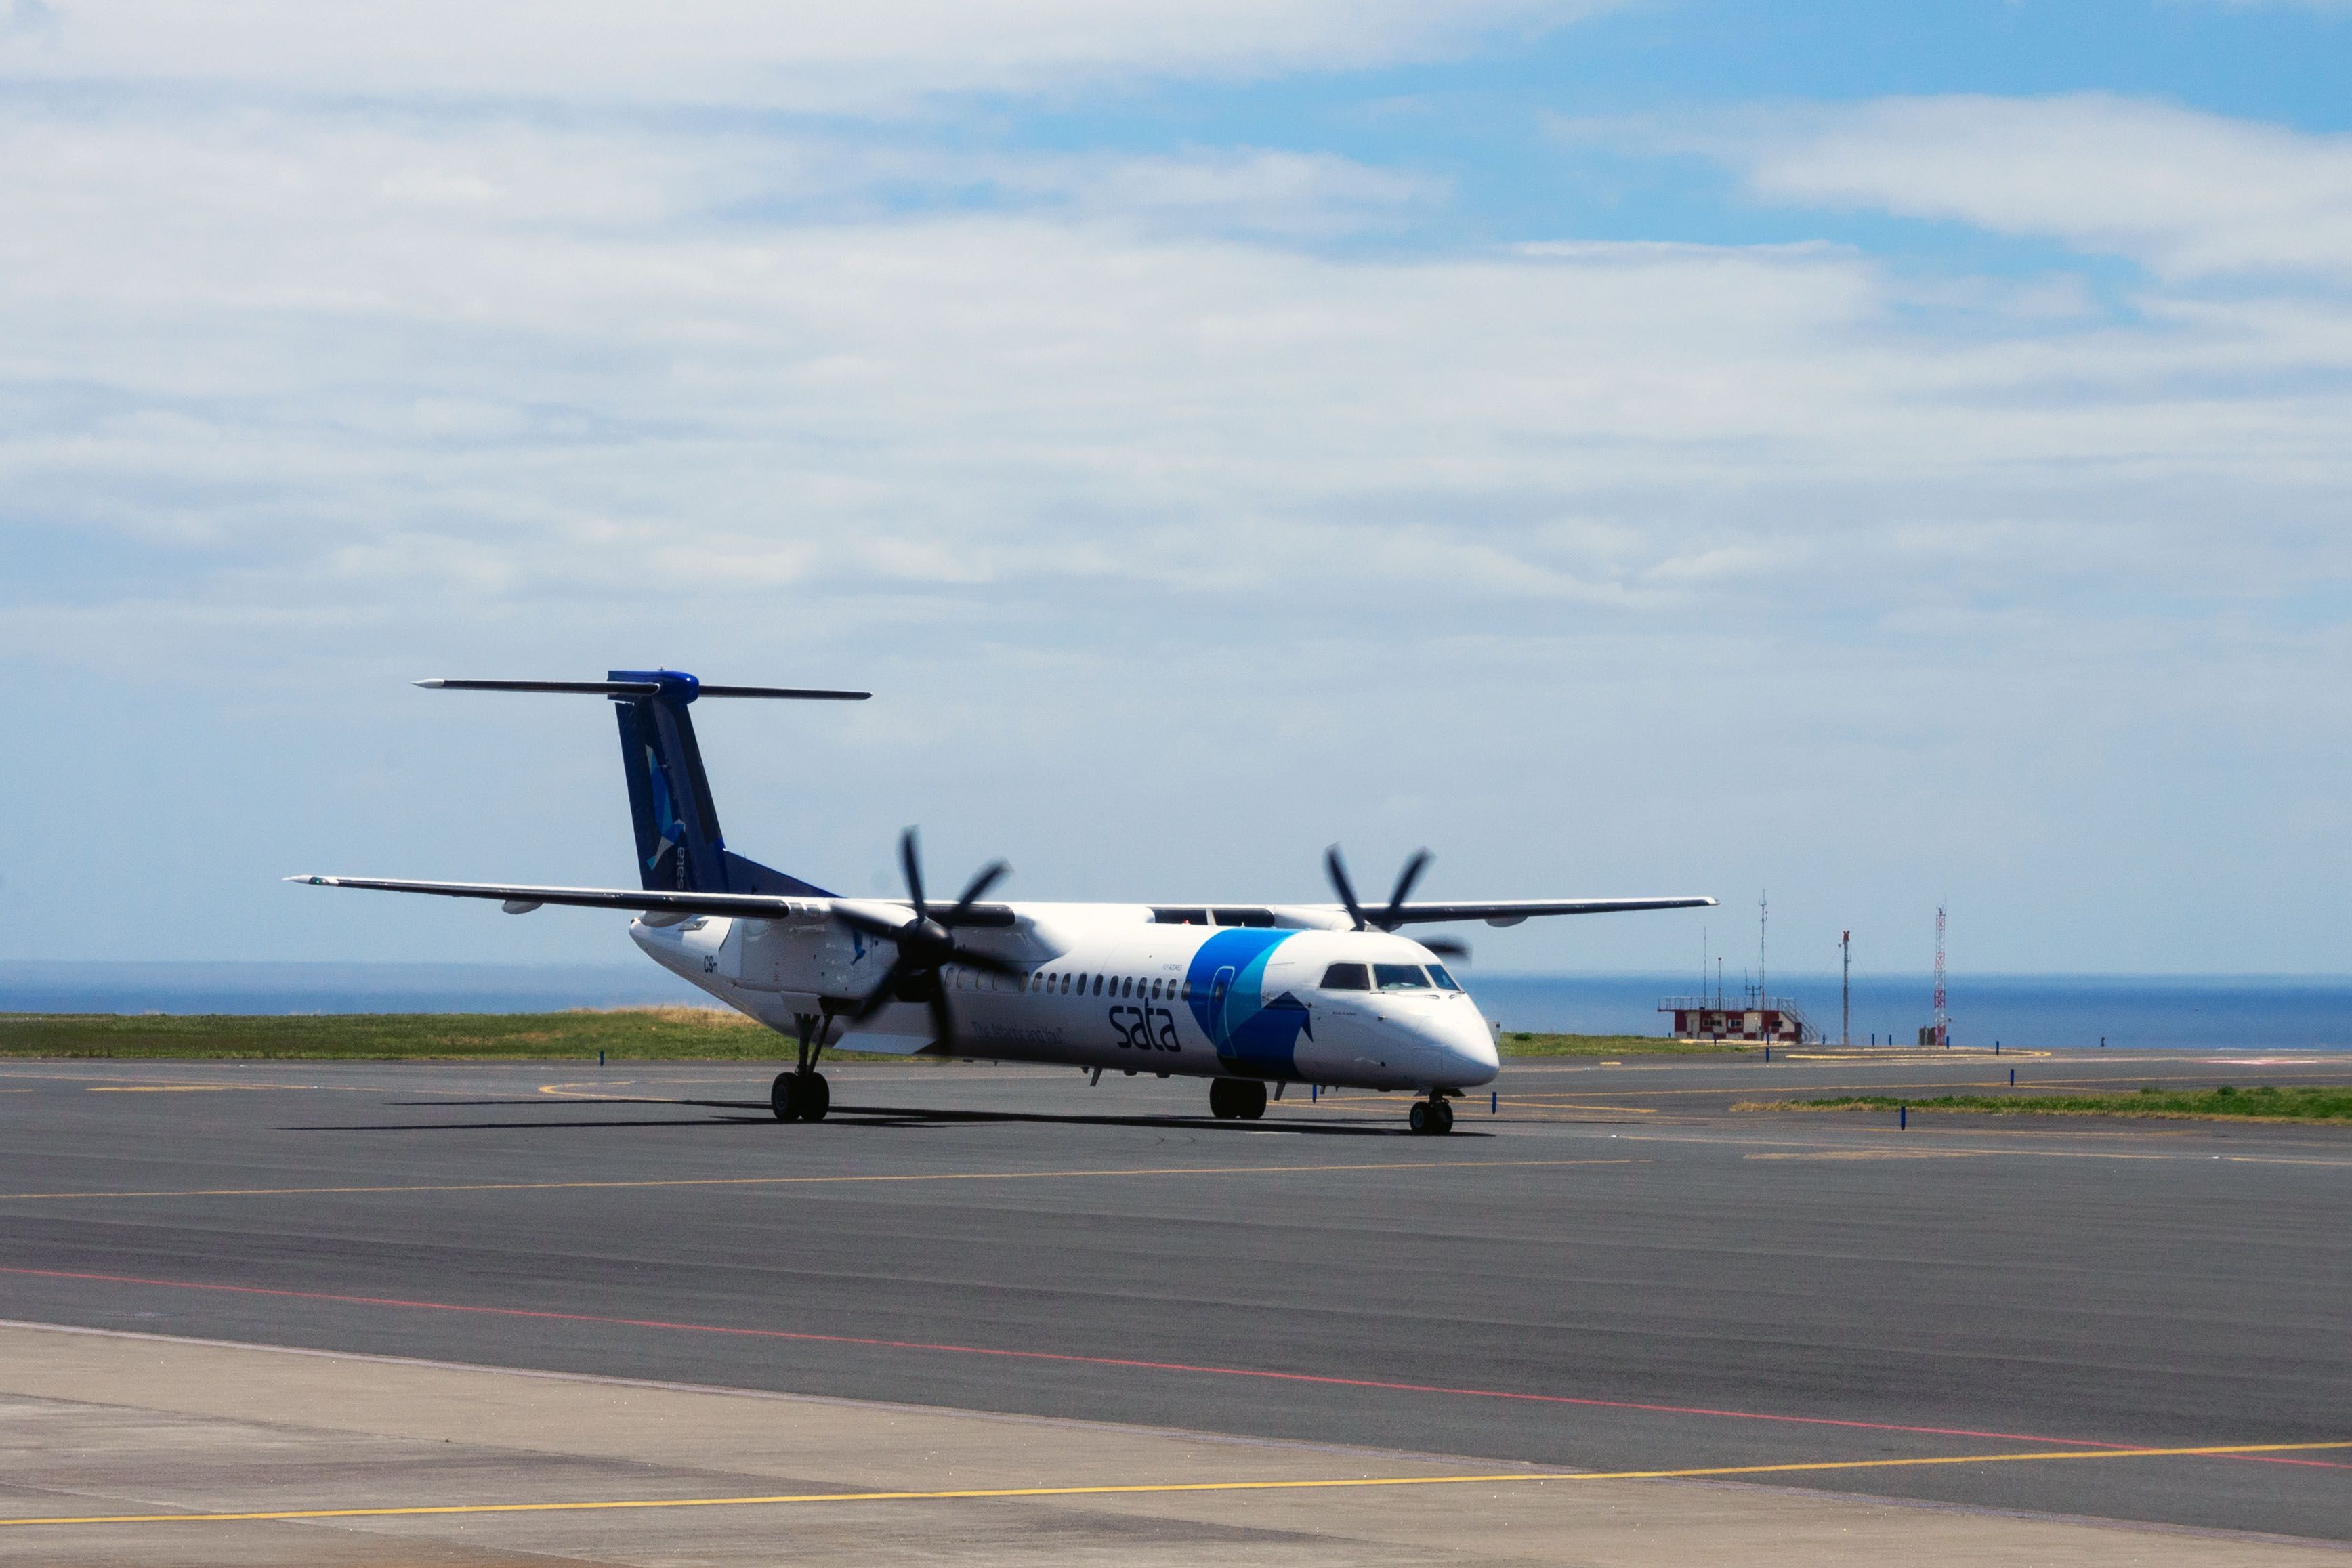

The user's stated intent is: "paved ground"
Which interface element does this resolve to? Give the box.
[0,1046,2346,1550]
[4,1322,2343,1567]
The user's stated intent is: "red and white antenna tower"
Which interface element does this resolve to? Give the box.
[1932,904,1948,1048]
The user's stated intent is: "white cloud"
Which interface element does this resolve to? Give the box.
[0,0,1600,107]
[5,102,2349,626]
[996,148,1446,238]
[1719,93,2352,281]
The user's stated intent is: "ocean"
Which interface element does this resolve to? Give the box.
[1468,973,2352,1052]
[3,962,2349,1051]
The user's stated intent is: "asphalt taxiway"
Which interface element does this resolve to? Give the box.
[0,1046,2345,1557]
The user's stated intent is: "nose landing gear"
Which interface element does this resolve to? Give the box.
[1407,1095,1456,1135]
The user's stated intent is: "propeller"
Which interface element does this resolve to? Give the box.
[831,828,1023,1050]
[1325,844,1469,965]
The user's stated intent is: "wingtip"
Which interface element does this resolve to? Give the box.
[285,874,333,885]
[413,678,446,688]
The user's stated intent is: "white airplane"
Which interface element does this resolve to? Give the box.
[292,672,1714,1135]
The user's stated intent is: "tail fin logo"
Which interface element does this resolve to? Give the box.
[643,742,681,872]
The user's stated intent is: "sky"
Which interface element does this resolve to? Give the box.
[3,0,2349,977]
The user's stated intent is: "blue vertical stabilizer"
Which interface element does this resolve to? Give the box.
[609,669,834,897]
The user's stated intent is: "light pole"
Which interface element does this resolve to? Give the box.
[1840,929,1851,1046]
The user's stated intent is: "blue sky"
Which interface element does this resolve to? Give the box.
[3,0,2349,976]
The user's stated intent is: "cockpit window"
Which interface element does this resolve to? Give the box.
[1426,964,1461,991]
[1318,962,1370,991]
[1373,963,1432,991]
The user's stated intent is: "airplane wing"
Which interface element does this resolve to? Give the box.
[286,874,803,918]
[284,875,1016,927]
[1348,897,1717,928]
[290,877,1704,930]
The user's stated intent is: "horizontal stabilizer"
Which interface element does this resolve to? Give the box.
[416,678,868,701]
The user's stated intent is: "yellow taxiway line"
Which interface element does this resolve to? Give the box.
[5,1440,2344,1527]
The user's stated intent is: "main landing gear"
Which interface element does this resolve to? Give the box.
[772,1069,829,1122]
[1208,1078,1267,1120]
[1408,1095,1456,1136]
[773,1010,837,1123]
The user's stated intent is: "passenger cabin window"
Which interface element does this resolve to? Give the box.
[1092,975,1104,996]
[1373,963,1432,991]
[1319,962,1371,991]
[1427,964,1461,991]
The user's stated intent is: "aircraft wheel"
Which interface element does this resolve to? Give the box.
[800,1071,831,1122]
[1429,1099,1454,1135]
[1408,1101,1430,1135]
[770,1072,801,1123]
[1209,1079,1238,1119]
[1236,1081,1267,1120]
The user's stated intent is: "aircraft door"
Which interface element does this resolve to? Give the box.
[1205,965,1236,1052]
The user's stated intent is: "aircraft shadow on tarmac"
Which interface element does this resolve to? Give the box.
[287,1099,1437,1137]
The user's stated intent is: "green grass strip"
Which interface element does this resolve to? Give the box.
[1740,1086,2352,1123]
[1500,1032,1753,1058]
[0,1010,904,1062]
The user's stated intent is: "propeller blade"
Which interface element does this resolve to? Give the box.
[1380,848,1432,931]
[948,858,1010,920]
[851,959,912,1021]
[1324,845,1368,931]
[898,827,927,918]
[1421,937,1470,962]
[927,988,957,1052]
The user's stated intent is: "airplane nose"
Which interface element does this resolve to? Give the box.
[1427,1009,1499,1087]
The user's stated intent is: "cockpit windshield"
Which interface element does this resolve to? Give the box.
[1372,963,1431,992]
[1425,964,1461,991]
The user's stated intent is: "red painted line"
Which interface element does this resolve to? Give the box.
[3,1265,2332,1469]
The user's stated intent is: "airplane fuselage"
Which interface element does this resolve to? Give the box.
[634,903,1502,1093]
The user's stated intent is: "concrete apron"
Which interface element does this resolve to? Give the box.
[0,1321,2334,1568]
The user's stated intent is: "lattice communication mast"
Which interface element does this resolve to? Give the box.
[1932,904,1948,1048]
